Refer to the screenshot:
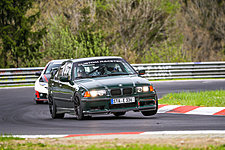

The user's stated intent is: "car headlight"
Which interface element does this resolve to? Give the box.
[136,86,154,92]
[136,87,143,92]
[143,86,149,92]
[84,90,106,97]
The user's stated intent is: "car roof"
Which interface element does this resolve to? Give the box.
[49,59,68,64]
[69,56,123,63]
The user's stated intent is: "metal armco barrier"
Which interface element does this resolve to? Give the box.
[0,67,44,86]
[0,62,225,86]
[132,62,225,80]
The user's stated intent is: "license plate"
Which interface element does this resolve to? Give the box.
[111,97,135,104]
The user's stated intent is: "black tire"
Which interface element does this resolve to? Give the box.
[48,96,53,116]
[113,112,126,117]
[48,96,64,119]
[141,96,158,116]
[35,100,43,104]
[74,93,84,120]
[141,110,157,116]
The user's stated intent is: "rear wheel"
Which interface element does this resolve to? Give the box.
[74,93,84,120]
[48,96,65,119]
[141,97,158,116]
[113,112,126,117]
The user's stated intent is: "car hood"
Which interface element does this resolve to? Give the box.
[75,75,151,90]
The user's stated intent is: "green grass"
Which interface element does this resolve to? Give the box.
[0,142,224,150]
[0,84,34,88]
[159,90,225,107]
[0,136,24,141]
[85,144,225,150]
[0,136,224,150]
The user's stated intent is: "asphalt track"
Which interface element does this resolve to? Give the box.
[0,79,225,135]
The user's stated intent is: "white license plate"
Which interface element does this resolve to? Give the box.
[111,97,135,104]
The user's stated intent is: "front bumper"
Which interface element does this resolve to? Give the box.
[83,105,156,114]
[81,94,157,115]
[34,91,48,102]
[34,79,48,102]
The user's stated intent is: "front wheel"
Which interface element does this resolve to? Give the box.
[48,96,64,119]
[74,93,84,120]
[141,110,157,116]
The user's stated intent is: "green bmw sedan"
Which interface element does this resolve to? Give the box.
[48,56,158,120]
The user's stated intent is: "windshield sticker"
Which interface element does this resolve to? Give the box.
[78,60,122,66]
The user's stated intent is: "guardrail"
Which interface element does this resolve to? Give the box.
[0,67,44,86]
[0,62,225,86]
[132,62,225,80]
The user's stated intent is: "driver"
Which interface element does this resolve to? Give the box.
[106,63,118,73]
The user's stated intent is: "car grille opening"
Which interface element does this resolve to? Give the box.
[111,89,121,96]
[123,88,132,95]
[139,101,155,106]
[110,88,133,96]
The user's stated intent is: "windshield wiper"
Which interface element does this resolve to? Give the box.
[107,73,129,76]
[75,76,97,79]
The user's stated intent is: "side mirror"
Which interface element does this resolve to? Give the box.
[138,70,145,76]
[60,76,69,82]
[35,71,41,76]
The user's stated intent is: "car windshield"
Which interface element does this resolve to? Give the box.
[44,63,61,74]
[74,59,137,79]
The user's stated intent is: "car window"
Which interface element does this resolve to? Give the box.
[44,63,61,74]
[53,69,59,80]
[73,59,136,79]
[63,63,72,80]
[56,63,66,79]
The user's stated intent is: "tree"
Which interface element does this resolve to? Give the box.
[42,2,110,65]
[95,0,180,63]
[0,0,46,68]
[178,0,225,61]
